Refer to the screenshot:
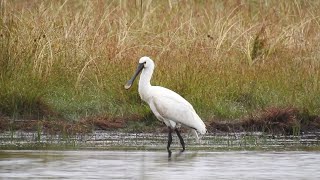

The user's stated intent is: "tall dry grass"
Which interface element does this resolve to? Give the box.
[0,0,320,121]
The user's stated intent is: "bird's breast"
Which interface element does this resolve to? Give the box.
[138,88,151,103]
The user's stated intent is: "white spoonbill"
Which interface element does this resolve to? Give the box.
[125,56,206,157]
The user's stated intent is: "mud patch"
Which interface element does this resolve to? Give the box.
[0,114,143,134]
[207,107,320,134]
[1,107,320,135]
[83,114,142,130]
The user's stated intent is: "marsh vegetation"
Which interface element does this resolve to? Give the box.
[0,0,320,133]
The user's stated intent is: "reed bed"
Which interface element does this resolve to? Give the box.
[0,0,319,123]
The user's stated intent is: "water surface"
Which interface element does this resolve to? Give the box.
[1,150,320,180]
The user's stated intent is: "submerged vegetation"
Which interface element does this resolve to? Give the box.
[0,0,320,133]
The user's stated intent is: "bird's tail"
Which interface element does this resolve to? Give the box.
[191,129,200,143]
[192,112,207,135]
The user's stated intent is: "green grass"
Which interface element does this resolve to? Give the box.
[0,0,320,123]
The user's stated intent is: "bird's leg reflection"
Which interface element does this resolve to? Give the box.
[167,127,173,158]
[175,129,185,153]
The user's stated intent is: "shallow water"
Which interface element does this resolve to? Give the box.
[1,131,320,150]
[1,150,320,180]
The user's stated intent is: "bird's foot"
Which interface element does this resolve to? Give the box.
[168,150,172,158]
[178,149,185,155]
[173,149,185,158]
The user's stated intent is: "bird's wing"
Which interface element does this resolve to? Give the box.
[150,93,206,134]
[151,86,195,111]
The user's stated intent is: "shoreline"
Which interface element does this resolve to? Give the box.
[1,130,320,151]
[1,107,319,135]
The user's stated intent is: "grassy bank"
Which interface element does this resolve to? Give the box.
[0,0,320,129]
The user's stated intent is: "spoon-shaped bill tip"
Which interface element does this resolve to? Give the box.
[124,63,145,90]
[124,82,132,90]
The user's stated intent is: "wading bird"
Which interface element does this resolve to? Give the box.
[125,56,206,158]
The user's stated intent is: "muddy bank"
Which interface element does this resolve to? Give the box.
[0,107,320,135]
[209,107,320,135]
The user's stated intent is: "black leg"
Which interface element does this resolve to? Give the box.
[167,127,173,158]
[175,129,185,152]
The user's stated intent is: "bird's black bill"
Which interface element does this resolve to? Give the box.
[124,63,144,89]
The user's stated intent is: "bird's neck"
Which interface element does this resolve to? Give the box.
[138,67,153,102]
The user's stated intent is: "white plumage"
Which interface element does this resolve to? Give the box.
[125,56,206,157]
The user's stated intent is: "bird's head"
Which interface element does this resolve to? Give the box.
[138,56,154,68]
[124,56,154,90]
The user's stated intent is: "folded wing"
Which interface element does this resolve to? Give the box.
[149,87,206,134]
